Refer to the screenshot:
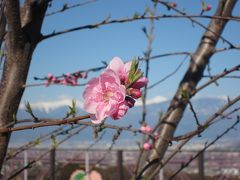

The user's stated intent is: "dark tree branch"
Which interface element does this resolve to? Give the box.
[41,14,240,41]
[0,115,90,133]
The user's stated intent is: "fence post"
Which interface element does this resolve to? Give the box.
[198,151,204,180]
[50,148,56,180]
[24,150,28,180]
[117,150,124,180]
[85,151,90,180]
[159,168,163,180]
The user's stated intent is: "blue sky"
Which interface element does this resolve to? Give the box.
[21,0,240,109]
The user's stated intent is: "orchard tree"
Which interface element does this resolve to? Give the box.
[0,0,239,179]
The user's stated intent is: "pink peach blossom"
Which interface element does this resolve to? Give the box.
[111,101,129,120]
[107,57,148,88]
[83,69,126,124]
[107,57,131,84]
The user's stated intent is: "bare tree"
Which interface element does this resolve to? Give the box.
[137,0,237,178]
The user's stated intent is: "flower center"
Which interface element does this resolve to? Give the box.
[103,91,113,101]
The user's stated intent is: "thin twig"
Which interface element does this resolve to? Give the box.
[41,14,240,41]
[0,116,151,138]
[157,0,236,48]
[136,95,240,179]
[172,105,240,142]
[169,118,239,179]
[6,125,87,180]
[147,58,186,90]
[46,0,98,16]
[0,115,90,133]
[188,100,201,127]
[23,47,239,88]
[202,75,240,79]
[85,129,122,175]
[5,124,82,161]
[141,4,156,124]
[193,64,240,96]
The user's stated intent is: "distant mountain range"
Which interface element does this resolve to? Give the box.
[10,96,240,150]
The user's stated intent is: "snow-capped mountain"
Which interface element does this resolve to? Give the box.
[10,96,240,149]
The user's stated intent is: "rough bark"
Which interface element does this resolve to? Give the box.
[139,0,237,178]
[0,0,6,47]
[0,0,48,173]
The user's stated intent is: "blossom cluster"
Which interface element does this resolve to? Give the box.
[83,57,148,124]
[141,124,159,151]
[45,72,87,87]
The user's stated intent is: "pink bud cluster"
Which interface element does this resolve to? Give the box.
[141,124,159,151]
[169,2,177,8]
[45,72,87,87]
[202,4,212,12]
[83,57,148,124]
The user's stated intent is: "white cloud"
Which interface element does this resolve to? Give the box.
[135,96,168,106]
[20,97,83,113]
[193,94,228,101]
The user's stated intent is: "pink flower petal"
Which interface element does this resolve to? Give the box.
[111,101,129,120]
[107,57,125,75]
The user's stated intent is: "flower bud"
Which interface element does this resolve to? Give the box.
[169,2,177,8]
[47,73,53,79]
[129,88,142,99]
[132,77,148,89]
[206,4,212,11]
[145,125,151,134]
[66,73,72,78]
[81,72,88,79]
[143,142,152,151]
[140,124,152,134]
[154,132,159,140]
[203,4,212,12]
